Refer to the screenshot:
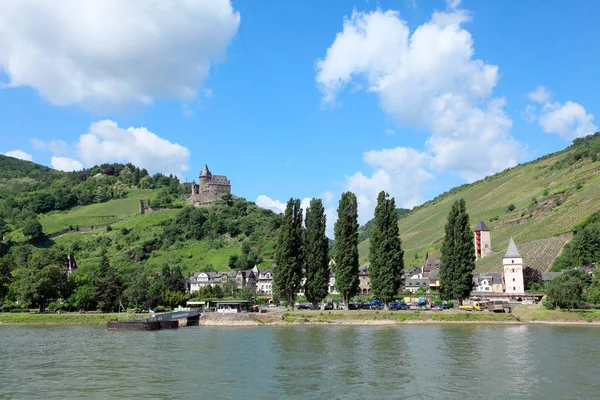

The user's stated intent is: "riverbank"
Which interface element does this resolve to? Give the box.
[3,307,600,326]
[0,312,139,325]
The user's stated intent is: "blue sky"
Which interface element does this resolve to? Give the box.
[1,0,599,228]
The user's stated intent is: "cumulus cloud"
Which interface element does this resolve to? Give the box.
[256,193,337,237]
[0,1,240,109]
[4,149,33,161]
[51,156,83,172]
[31,138,72,156]
[76,120,190,175]
[316,6,521,221]
[525,86,597,140]
[527,86,551,104]
[346,147,434,223]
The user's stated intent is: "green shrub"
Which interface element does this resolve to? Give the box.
[507,204,516,212]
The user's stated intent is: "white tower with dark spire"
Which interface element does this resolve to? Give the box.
[503,237,524,294]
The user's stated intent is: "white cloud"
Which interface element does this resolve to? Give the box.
[256,193,337,237]
[446,0,462,10]
[539,101,597,139]
[51,156,83,171]
[525,87,597,140]
[30,138,71,156]
[0,1,240,109]
[384,129,395,135]
[527,86,551,104]
[75,120,190,175]
[316,7,521,221]
[255,195,287,214]
[4,149,33,161]
[346,147,434,223]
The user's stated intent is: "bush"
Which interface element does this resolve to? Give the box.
[507,204,516,212]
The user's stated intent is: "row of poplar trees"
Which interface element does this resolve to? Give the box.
[273,190,405,310]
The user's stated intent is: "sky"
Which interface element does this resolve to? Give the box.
[1,0,599,233]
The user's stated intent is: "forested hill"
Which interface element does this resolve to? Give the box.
[358,132,600,274]
[0,155,283,311]
[0,155,183,240]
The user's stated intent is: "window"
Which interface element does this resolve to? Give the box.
[513,287,516,291]
[513,278,515,282]
[512,260,514,264]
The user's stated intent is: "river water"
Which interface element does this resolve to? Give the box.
[1,324,599,399]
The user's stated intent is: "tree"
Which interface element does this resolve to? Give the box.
[16,265,67,312]
[273,198,304,310]
[304,198,330,310]
[22,217,44,240]
[333,191,360,309]
[124,273,149,310]
[369,191,404,309]
[439,199,476,305]
[93,251,122,312]
[221,277,238,297]
[544,274,585,310]
[0,216,8,239]
[523,266,542,290]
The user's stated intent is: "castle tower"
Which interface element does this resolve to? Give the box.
[474,220,491,260]
[503,237,524,294]
[199,164,212,186]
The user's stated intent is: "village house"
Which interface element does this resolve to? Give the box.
[472,273,504,293]
[421,254,441,290]
[189,271,234,293]
[235,266,258,290]
[256,269,273,296]
[358,264,370,295]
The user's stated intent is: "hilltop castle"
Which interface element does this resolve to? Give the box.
[188,164,231,205]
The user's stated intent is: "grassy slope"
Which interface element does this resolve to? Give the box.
[40,189,159,234]
[359,147,600,273]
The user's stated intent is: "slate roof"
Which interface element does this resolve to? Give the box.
[503,237,522,258]
[475,220,489,231]
[200,164,211,176]
[473,272,503,285]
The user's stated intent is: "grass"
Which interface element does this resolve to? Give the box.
[358,147,600,273]
[512,305,600,322]
[40,189,159,234]
[277,310,519,323]
[0,312,140,325]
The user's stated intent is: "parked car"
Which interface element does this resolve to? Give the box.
[348,302,359,310]
[323,304,334,310]
[297,304,311,310]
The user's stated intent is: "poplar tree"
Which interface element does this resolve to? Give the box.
[439,199,476,305]
[304,198,330,310]
[369,191,404,309]
[273,198,304,310]
[333,191,359,310]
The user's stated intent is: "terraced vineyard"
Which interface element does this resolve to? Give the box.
[358,137,600,272]
[40,189,159,234]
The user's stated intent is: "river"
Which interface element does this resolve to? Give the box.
[1,324,599,399]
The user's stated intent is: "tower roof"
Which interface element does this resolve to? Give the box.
[503,237,521,258]
[200,164,211,177]
[475,220,489,231]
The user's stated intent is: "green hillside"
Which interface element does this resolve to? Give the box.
[358,133,600,273]
[39,189,159,234]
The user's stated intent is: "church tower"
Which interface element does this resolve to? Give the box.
[474,220,491,260]
[503,237,524,294]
